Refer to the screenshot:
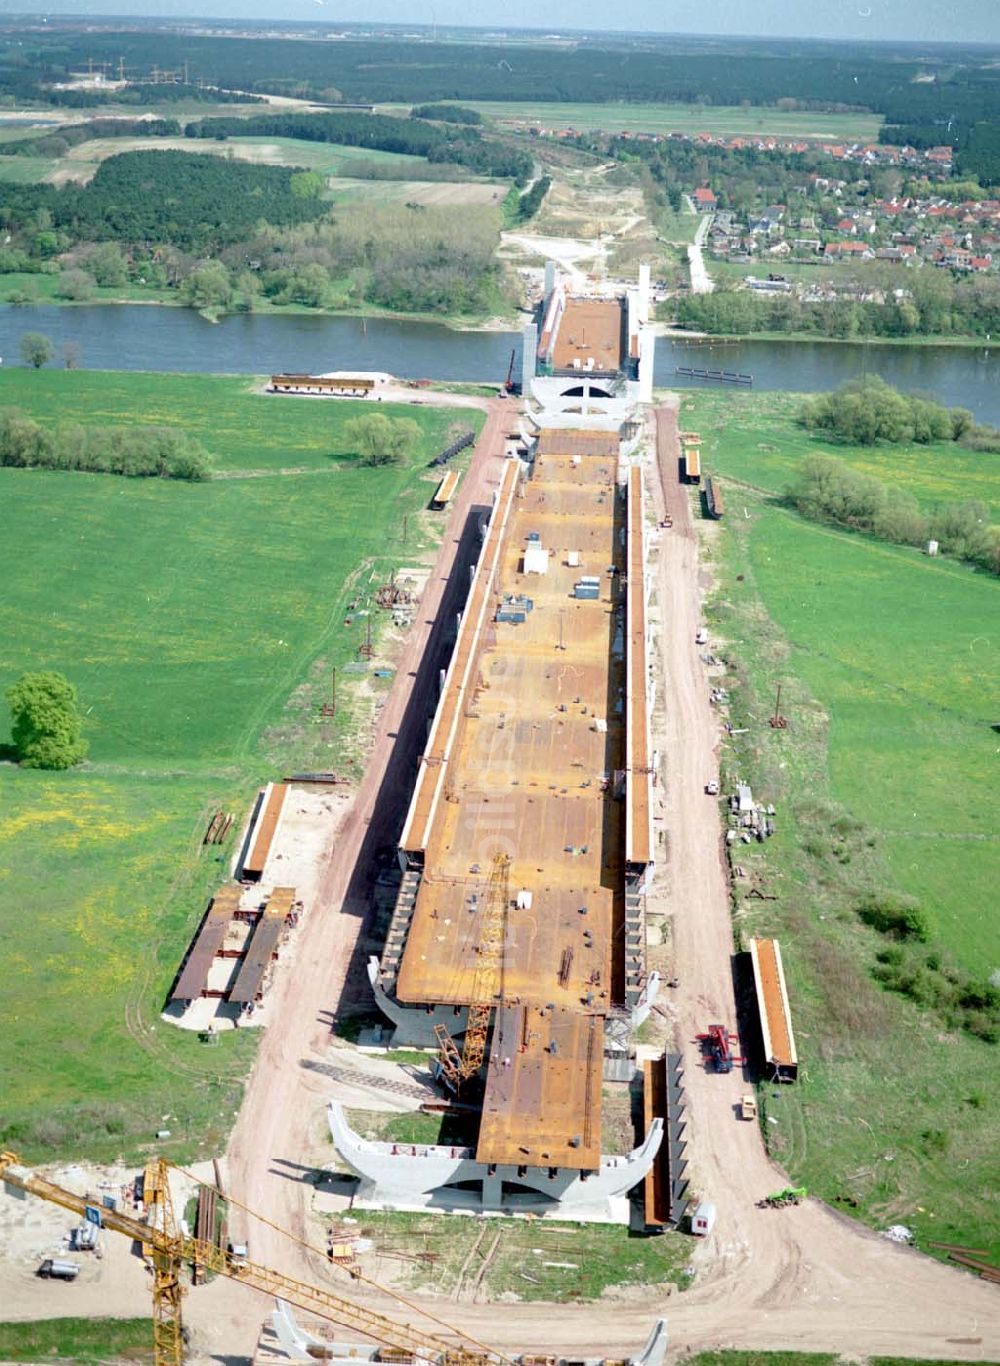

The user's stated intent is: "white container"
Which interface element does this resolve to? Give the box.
[691,1202,716,1236]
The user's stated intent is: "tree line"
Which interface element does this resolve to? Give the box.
[0,406,211,480]
[188,111,533,183]
[4,117,182,161]
[799,377,970,445]
[786,381,999,575]
[673,270,1000,343]
[791,453,997,575]
[411,104,482,125]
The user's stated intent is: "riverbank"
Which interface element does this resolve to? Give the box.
[0,275,523,334]
[668,326,996,351]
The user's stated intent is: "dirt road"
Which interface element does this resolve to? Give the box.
[686,215,715,296]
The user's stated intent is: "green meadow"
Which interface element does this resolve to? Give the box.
[747,512,999,970]
[681,390,1000,510]
[0,370,481,1162]
[691,390,1000,1259]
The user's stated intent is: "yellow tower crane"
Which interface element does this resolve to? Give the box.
[0,1152,506,1366]
[434,852,510,1088]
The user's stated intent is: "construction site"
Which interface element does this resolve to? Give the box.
[333,267,664,1219]
[3,259,1000,1366]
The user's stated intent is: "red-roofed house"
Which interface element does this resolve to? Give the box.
[693,187,717,209]
[837,218,858,234]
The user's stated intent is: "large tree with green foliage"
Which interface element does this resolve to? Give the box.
[344,412,420,467]
[6,670,88,769]
[19,333,53,369]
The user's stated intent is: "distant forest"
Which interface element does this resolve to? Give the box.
[0,151,329,251]
[1,30,997,127]
[2,30,997,178]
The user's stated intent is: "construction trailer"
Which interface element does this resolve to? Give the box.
[704,476,724,520]
[431,469,460,510]
[269,374,377,397]
[747,937,798,1082]
[240,782,290,882]
[683,444,701,485]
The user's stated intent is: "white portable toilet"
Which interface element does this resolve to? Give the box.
[691,1202,716,1237]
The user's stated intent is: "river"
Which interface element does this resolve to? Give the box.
[0,305,997,423]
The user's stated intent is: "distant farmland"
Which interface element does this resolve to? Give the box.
[455,101,883,143]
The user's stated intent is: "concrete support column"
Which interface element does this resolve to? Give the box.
[638,262,651,324]
[521,322,538,393]
[638,326,655,404]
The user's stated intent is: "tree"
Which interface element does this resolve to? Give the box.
[6,670,88,770]
[55,268,95,302]
[19,332,53,369]
[87,242,128,288]
[181,261,233,311]
[344,412,420,466]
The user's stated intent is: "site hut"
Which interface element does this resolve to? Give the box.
[334,419,663,1218]
[268,372,391,398]
[747,938,798,1083]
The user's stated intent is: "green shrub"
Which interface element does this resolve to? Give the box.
[858,893,931,942]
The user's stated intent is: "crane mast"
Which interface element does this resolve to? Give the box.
[0,1152,498,1366]
[435,852,510,1087]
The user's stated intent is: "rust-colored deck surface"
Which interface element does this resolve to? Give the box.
[171,884,241,1001]
[750,938,797,1069]
[551,298,624,374]
[244,782,289,879]
[397,429,633,1165]
[535,429,620,460]
[626,465,652,867]
[228,887,295,1005]
[397,437,625,1010]
[477,1005,603,1168]
[400,458,521,855]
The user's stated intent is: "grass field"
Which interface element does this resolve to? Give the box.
[331,177,506,206]
[337,1209,690,1302]
[0,154,58,182]
[461,101,883,143]
[747,512,999,970]
[0,370,481,1163]
[681,390,1000,510]
[691,391,1000,1261]
[0,1319,152,1364]
[42,135,428,186]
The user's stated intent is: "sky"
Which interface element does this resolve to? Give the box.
[1,0,997,44]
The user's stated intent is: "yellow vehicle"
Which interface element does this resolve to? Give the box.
[740,1093,758,1121]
